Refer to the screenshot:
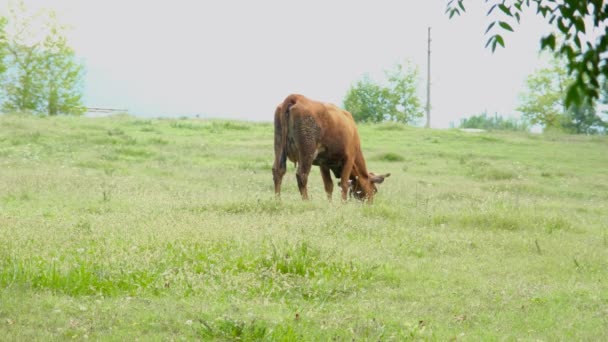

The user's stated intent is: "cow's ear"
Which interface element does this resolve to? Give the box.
[370,172,390,184]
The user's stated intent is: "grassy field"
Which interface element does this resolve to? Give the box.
[0,113,607,340]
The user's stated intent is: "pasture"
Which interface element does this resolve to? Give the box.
[0,114,607,340]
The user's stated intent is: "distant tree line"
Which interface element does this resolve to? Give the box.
[459,112,529,132]
[0,1,85,115]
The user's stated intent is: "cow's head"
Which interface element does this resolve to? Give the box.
[349,172,391,201]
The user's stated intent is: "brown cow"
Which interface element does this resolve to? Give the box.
[272,94,390,202]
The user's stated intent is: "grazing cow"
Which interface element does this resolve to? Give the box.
[272,94,390,202]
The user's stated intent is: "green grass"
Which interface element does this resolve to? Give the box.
[0,114,607,340]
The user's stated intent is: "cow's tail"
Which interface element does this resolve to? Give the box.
[277,95,298,169]
[274,108,287,171]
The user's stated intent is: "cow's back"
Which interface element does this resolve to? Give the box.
[284,95,359,152]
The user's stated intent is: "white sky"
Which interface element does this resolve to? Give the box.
[3,0,552,127]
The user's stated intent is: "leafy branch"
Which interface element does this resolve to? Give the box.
[446,0,608,107]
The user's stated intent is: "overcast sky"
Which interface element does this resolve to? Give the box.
[5,0,552,127]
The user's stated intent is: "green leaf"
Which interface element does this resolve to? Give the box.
[565,82,581,108]
[498,4,512,17]
[549,14,557,25]
[574,35,581,49]
[495,35,505,48]
[485,36,494,49]
[557,18,569,34]
[573,17,585,33]
[559,44,575,60]
[499,21,514,32]
[559,5,573,18]
[514,2,522,11]
[540,34,556,50]
[487,4,497,15]
[444,1,453,14]
[485,22,496,34]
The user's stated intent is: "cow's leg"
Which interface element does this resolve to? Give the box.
[320,166,334,201]
[339,156,355,202]
[296,154,313,200]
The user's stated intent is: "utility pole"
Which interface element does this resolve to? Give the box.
[425,26,431,128]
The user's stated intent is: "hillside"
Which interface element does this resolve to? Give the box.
[1,114,607,340]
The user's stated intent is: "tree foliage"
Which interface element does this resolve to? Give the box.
[518,56,607,133]
[446,0,608,108]
[601,78,608,115]
[561,103,606,134]
[40,13,85,115]
[518,57,569,128]
[343,76,387,123]
[343,61,423,123]
[1,1,84,115]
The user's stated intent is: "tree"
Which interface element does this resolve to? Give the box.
[343,61,423,123]
[1,1,45,113]
[518,57,569,129]
[446,0,608,108]
[518,56,607,133]
[385,62,424,122]
[1,1,84,115]
[0,16,7,77]
[561,103,606,134]
[343,76,387,123]
[40,13,85,115]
